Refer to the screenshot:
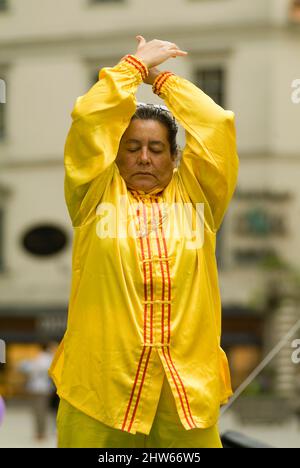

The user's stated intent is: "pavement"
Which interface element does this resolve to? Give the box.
[0,401,56,448]
[219,411,300,448]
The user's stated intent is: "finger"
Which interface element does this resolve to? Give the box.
[136,35,146,46]
[167,46,187,52]
[169,50,188,57]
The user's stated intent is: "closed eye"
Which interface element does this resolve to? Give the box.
[127,147,163,154]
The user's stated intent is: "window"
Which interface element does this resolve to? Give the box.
[195,66,226,265]
[194,67,225,107]
[0,0,7,11]
[90,57,120,85]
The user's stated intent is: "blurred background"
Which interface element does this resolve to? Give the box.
[0,0,300,448]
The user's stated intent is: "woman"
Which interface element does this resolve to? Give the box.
[49,36,239,448]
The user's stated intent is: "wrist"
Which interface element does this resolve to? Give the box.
[143,68,161,86]
[152,71,175,96]
[150,69,161,80]
[123,54,149,81]
[134,53,150,68]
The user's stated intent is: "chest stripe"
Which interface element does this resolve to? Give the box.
[142,201,154,344]
[153,199,197,429]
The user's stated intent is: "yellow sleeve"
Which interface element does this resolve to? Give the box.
[153,72,239,232]
[64,56,148,227]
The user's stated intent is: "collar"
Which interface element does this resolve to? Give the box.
[128,185,165,199]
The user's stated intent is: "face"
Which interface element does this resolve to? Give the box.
[116,119,176,193]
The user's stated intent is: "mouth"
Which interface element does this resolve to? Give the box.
[134,172,155,176]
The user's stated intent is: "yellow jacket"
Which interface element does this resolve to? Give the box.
[49,56,239,435]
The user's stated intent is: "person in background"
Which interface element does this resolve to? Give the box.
[19,343,55,441]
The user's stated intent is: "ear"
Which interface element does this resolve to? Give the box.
[171,148,180,167]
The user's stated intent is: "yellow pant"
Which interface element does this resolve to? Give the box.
[57,376,222,448]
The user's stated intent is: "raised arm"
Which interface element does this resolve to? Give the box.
[152,71,239,232]
[64,55,148,227]
[65,36,187,227]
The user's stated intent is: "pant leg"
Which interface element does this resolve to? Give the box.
[32,394,49,438]
[145,376,223,448]
[56,398,146,448]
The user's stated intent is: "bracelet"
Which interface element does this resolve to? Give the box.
[123,54,149,81]
[152,71,175,96]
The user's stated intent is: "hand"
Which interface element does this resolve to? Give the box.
[134,35,188,68]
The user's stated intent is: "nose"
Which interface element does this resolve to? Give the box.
[137,147,151,164]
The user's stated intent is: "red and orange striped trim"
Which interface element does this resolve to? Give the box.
[123,54,148,81]
[121,197,154,433]
[121,346,152,433]
[152,71,175,96]
[151,198,198,430]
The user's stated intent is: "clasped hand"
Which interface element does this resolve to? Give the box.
[121,36,188,86]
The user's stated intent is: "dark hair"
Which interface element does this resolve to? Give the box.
[131,104,179,159]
